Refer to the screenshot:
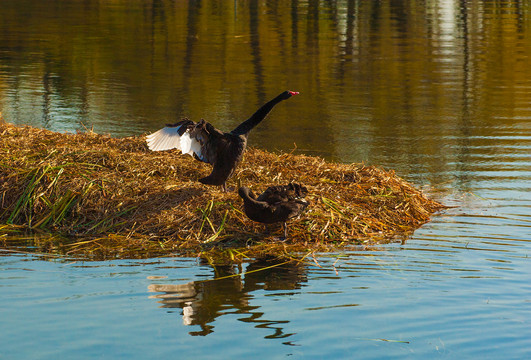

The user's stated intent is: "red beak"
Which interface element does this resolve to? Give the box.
[288,91,299,96]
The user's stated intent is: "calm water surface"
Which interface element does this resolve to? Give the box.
[1,1,530,359]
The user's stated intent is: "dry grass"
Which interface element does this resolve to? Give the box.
[0,121,445,260]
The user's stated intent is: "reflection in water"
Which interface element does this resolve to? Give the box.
[148,257,307,337]
[1,1,529,193]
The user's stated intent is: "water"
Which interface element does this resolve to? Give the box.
[1,0,530,359]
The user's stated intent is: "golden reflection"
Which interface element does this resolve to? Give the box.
[0,0,529,187]
[147,257,307,337]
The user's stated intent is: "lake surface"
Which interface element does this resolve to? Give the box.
[1,0,530,359]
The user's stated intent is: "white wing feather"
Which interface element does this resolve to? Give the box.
[146,126,183,151]
[179,131,193,155]
[180,131,204,159]
[146,125,204,159]
[189,137,203,160]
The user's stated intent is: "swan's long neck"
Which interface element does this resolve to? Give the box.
[230,93,287,137]
[238,188,261,205]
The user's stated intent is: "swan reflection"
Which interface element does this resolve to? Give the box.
[148,257,307,337]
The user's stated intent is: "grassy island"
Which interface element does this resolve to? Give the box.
[1,121,445,260]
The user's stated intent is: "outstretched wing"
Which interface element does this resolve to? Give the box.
[146,119,202,159]
[146,126,185,151]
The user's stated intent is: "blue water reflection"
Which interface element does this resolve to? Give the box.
[2,218,530,359]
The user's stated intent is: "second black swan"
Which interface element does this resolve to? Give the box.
[146,90,299,191]
[238,183,309,239]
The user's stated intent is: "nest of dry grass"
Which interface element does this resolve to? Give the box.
[0,121,445,260]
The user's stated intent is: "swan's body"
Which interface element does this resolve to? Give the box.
[146,91,298,190]
[238,183,309,239]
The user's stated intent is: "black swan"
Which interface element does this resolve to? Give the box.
[238,183,309,239]
[146,90,299,191]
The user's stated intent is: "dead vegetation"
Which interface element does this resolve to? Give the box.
[0,121,445,260]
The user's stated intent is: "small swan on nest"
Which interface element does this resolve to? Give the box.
[238,183,309,239]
